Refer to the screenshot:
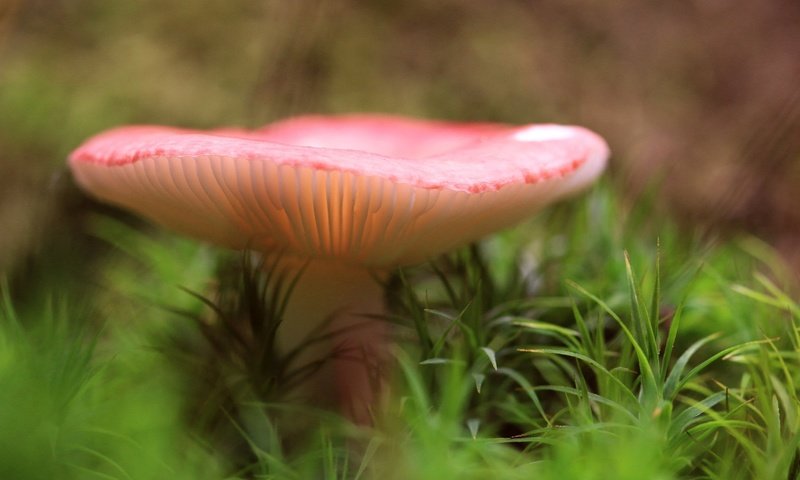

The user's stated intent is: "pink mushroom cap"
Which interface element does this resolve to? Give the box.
[69,114,609,266]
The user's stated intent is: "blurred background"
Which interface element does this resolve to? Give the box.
[1,0,799,277]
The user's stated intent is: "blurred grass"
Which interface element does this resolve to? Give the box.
[0,180,798,478]
[0,283,225,479]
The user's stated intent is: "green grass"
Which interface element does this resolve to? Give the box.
[1,183,798,479]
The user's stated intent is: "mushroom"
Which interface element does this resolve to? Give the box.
[68,114,609,422]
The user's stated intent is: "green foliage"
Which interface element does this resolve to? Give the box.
[3,184,800,479]
[0,281,224,479]
[376,184,800,479]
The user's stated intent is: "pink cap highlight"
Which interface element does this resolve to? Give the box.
[69,114,609,266]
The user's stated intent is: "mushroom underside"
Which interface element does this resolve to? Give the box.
[72,155,602,267]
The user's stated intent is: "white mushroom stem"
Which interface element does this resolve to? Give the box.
[276,259,389,424]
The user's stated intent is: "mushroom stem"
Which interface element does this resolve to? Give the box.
[277,259,388,424]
